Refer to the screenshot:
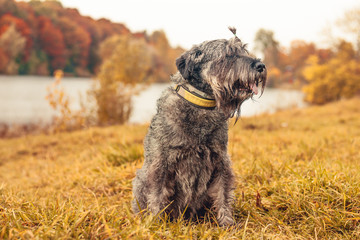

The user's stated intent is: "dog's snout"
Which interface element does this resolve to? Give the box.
[255,62,265,73]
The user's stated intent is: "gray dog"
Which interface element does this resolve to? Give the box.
[132,28,267,226]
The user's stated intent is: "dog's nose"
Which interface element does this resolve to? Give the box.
[255,62,265,73]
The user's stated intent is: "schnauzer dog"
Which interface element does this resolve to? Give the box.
[132,27,267,226]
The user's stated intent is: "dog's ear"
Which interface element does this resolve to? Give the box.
[176,48,204,80]
[176,53,194,80]
[176,54,188,79]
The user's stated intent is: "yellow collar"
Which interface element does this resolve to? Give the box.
[174,84,216,109]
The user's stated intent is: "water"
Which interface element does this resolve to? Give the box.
[0,75,306,125]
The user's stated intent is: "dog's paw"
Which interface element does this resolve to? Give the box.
[218,213,235,227]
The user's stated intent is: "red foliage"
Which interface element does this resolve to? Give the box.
[16,2,38,32]
[97,18,130,41]
[62,9,102,44]
[37,16,66,69]
[316,48,333,64]
[0,0,140,75]
[0,13,32,60]
[0,47,9,72]
[133,32,147,39]
[57,16,91,68]
[288,40,316,70]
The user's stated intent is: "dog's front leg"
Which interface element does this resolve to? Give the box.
[207,159,235,226]
[146,162,175,216]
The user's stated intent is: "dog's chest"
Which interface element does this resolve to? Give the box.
[172,145,218,200]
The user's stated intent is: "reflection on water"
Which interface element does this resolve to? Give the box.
[0,75,306,125]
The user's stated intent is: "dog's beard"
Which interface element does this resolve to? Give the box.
[216,90,252,120]
[206,56,267,120]
[211,72,266,121]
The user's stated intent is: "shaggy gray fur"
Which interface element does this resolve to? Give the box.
[132,28,267,226]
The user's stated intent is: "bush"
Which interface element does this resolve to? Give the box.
[303,41,360,105]
[91,35,152,125]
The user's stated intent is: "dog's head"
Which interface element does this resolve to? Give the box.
[175,27,267,119]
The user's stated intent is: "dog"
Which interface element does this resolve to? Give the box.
[132,27,267,226]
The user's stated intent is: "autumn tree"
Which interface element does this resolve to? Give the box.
[57,16,91,74]
[0,24,25,74]
[148,30,181,82]
[303,40,360,104]
[97,18,130,41]
[0,0,177,77]
[281,40,316,85]
[28,0,62,20]
[63,8,103,73]
[337,7,360,55]
[254,29,280,67]
[253,29,282,87]
[0,0,18,16]
[302,8,360,104]
[0,48,9,72]
[92,35,153,125]
[0,13,32,60]
[37,16,66,71]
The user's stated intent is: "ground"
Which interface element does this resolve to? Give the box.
[1,98,360,239]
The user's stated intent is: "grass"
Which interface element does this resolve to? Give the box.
[1,97,360,239]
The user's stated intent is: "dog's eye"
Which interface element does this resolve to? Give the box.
[256,79,263,86]
[233,80,241,89]
[195,50,202,58]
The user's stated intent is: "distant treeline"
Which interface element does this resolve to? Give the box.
[0,0,183,80]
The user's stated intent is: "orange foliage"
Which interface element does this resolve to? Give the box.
[0,24,26,74]
[0,0,176,77]
[96,18,130,41]
[288,41,316,69]
[0,0,17,16]
[0,13,32,60]
[57,16,91,68]
[315,48,333,64]
[264,40,335,88]
[147,30,182,82]
[303,41,360,104]
[0,48,9,72]
[37,16,66,70]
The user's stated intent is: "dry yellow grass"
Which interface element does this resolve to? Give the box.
[1,97,360,239]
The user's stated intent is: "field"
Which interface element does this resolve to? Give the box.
[1,98,360,239]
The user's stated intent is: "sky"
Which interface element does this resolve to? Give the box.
[58,0,360,50]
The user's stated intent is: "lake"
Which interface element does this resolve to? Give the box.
[0,75,306,125]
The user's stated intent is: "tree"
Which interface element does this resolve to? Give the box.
[98,35,153,86]
[28,0,62,20]
[0,24,26,74]
[92,35,153,125]
[0,13,32,60]
[148,30,180,82]
[0,48,9,72]
[37,16,66,70]
[303,41,360,104]
[0,0,18,16]
[337,7,360,55]
[253,29,280,67]
[0,0,177,77]
[286,40,316,84]
[57,17,91,72]
[63,8,102,73]
[96,18,130,42]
